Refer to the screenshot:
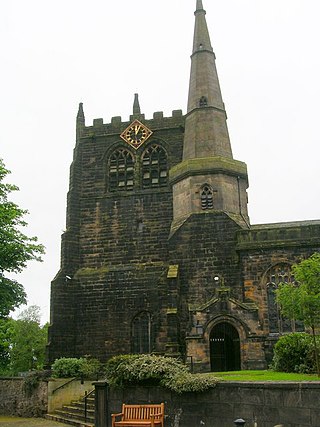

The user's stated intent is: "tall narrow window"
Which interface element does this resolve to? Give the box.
[142,145,168,189]
[201,184,214,210]
[109,149,134,191]
[266,264,303,334]
[199,96,208,107]
[131,312,151,354]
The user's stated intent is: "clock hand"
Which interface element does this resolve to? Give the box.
[135,125,141,135]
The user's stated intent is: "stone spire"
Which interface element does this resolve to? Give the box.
[183,0,232,160]
[169,0,249,231]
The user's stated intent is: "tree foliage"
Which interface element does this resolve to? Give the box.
[276,253,320,376]
[0,317,14,373]
[0,306,48,376]
[0,159,44,318]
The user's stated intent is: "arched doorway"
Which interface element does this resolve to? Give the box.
[210,322,241,371]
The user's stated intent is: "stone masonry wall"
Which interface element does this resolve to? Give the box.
[106,383,320,427]
[0,378,47,417]
[237,221,320,364]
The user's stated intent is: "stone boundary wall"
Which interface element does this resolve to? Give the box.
[0,378,47,417]
[104,382,320,427]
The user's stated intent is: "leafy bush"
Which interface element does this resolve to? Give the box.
[104,354,141,386]
[80,357,103,379]
[52,358,84,378]
[272,333,320,373]
[52,357,102,379]
[163,372,217,394]
[105,354,217,393]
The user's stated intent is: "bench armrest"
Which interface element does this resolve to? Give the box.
[150,413,164,427]
[111,412,124,419]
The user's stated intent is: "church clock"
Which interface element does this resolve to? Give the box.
[121,119,153,149]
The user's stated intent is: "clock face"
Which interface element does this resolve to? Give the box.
[120,120,153,149]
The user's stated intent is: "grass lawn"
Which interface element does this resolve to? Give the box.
[212,370,320,381]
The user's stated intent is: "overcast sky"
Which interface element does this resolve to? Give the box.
[1,0,320,323]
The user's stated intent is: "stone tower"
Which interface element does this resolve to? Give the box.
[48,1,320,372]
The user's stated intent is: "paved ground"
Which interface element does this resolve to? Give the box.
[0,416,69,426]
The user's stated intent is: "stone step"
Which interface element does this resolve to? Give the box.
[55,407,95,422]
[46,390,96,427]
[70,400,95,410]
[46,413,94,427]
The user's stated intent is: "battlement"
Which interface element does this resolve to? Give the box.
[79,110,185,139]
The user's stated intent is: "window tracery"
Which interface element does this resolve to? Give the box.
[142,145,168,189]
[131,311,151,354]
[266,263,303,334]
[109,148,134,191]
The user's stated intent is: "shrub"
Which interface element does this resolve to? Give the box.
[105,354,217,393]
[80,357,103,379]
[52,357,102,379]
[52,358,84,378]
[163,372,217,394]
[272,333,320,373]
[105,354,187,386]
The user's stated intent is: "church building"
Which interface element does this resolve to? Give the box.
[48,0,320,372]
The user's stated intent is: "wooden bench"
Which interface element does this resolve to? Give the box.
[111,403,164,427]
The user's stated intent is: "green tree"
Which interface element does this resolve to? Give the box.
[9,305,48,374]
[0,317,14,374]
[276,253,320,376]
[0,159,44,318]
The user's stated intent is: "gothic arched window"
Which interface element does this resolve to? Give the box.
[142,145,168,189]
[201,184,214,210]
[266,263,303,334]
[131,312,151,354]
[109,148,134,191]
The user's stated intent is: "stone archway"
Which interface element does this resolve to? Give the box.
[210,322,241,372]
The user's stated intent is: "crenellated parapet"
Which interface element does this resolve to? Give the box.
[77,109,185,140]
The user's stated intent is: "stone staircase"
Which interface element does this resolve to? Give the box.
[46,390,95,427]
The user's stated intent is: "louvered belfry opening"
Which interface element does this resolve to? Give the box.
[109,148,134,191]
[201,184,214,210]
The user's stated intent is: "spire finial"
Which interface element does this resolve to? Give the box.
[133,93,141,115]
[193,0,211,54]
[76,102,85,142]
[196,0,205,12]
